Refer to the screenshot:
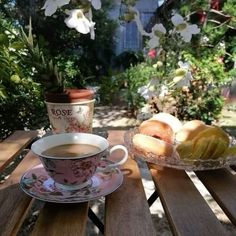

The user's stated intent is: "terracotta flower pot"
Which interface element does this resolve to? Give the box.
[44,89,95,134]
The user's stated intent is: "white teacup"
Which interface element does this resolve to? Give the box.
[31,133,128,189]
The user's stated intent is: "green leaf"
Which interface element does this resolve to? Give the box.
[0,34,9,44]
[11,42,25,50]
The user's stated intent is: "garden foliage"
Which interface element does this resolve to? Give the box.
[0,14,48,139]
[109,0,236,124]
[1,0,236,139]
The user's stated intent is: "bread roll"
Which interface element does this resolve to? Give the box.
[151,112,182,133]
[139,119,174,144]
[175,120,208,142]
[132,133,174,157]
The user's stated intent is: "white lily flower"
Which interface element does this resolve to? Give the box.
[171,13,184,26]
[89,0,102,10]
[138,79,160,100]
[65,9,93,35]
[175,75,191,87]
[137,86,151,100]
[42,0,70,16]
[178,61,189,69]
[152,24,166,37]
[159,85,169,98]
[147,36,160,48]
[171,13,200,42]
[147,24,166,49]
[174,61,193,88]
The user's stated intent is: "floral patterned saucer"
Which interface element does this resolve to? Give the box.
[19,162,123,203]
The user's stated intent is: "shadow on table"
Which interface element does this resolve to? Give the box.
[93,126,135,133]
[87,198,173,236]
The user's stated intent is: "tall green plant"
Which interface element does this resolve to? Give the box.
[0,14,48,139]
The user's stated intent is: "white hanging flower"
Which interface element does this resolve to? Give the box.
[137,79,160,100]
[42,0,70,16]
[147,24,166,48]
[178,61,189,70]
[171,13,200,42]
[147,36,160,49]
[152,24,166,36]
[159,85,169,98]
[137,86,151,100]
[65,9,95,37]
[173,61,193,88]
[89,0,102,10]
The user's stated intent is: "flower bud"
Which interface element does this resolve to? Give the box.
[175,68,187,76]
[10,74,21,84]
[156,61,163,67]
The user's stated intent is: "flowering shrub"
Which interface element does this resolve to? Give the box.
[36,1,235,124]
[118,1,236,124]
[1,0,236,138]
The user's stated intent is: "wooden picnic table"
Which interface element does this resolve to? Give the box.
[0,130,236,236]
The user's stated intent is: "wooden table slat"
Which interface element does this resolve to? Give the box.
[0,184,34,236]
[105,130,156,236]
[196,168,236,225]
[105,158,156,236]
[149,165,228,236]
[0,151,40,236]
[31,203,89,236]
[0,130,38,172]
[0,151,40,189]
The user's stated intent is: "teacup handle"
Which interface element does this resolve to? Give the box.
[97,145,128,172]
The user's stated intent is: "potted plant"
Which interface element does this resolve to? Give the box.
[20,22,95,134]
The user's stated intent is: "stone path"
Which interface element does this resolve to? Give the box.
[89,105,236,236]
[93,106,139,129]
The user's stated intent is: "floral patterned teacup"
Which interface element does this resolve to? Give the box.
[31,133,128,190]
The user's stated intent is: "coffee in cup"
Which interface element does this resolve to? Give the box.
[42,143,101,158]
